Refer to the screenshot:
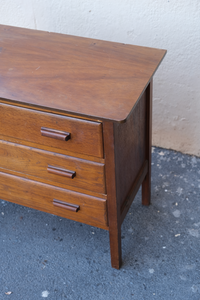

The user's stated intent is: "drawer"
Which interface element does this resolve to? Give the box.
[0,172,108,229]
[0,140,106,194]
[0,103,103,158]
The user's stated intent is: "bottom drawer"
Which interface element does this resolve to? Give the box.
[0,172,108,230]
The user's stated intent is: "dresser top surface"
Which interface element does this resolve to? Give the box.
[0,25,166,122]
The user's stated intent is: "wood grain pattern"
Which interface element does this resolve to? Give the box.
[0,25,166,122]
[120,160,148,224]
[0,140,105,194]
[0,134,105,164]
[0,171,108,230]
[0,103,103,158]
[0,166,107,200]
[114,91,146,207]
[142,80,152,205]
[47,165,76,179]
[103,121,122,269]
[41,127,71,141]
[0,97,101,123]
[53,199,80,212]
[0,25,166,269]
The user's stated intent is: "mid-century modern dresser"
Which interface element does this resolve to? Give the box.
[0,25,166,269]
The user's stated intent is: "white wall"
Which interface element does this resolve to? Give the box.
[1,0,200,156]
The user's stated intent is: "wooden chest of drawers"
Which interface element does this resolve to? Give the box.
[0,25,166,269]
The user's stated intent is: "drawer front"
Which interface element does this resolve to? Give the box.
[0,103,103,158]
[0,140,106,194]
[0,172,108,229]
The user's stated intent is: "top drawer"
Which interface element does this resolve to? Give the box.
[0,103,103,158]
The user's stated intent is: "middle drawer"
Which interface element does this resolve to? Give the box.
[0,140,106,194]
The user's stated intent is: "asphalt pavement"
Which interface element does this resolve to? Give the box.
[0,147,200,300]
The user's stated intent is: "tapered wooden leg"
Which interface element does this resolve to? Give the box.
[142,79,152,206]
[108,223,122,269]
[103,121,122,269]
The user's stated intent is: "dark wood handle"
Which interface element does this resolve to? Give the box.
[41,127,71,141]
[53,199,80,212]
[47,165,76,179]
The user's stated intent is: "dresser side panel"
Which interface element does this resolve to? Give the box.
[114,91,146,207]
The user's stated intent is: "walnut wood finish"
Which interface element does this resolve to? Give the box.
[53,199,80,212]
[0,25,166,122]
[0,25,166,269]
[0,171,108,230]
[0,140,105,194]
[103,121,122,269]
[41,127,71,141]
[114,92,146,208]
[0,166,107,200]
[0,134,104,164]
[121,160,148,224]
[103,89,149,268]
[0,103,103,158]
[47,165,76,179]
[142,80,152,206]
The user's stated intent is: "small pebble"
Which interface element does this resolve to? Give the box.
[41,291,49,298]
[173,210,181,218]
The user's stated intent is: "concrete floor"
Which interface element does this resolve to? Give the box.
[0,147,200,300]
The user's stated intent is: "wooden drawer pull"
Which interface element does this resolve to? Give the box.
[47,165,76,179]
[53,199,80,212]
[41,127,71,141]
